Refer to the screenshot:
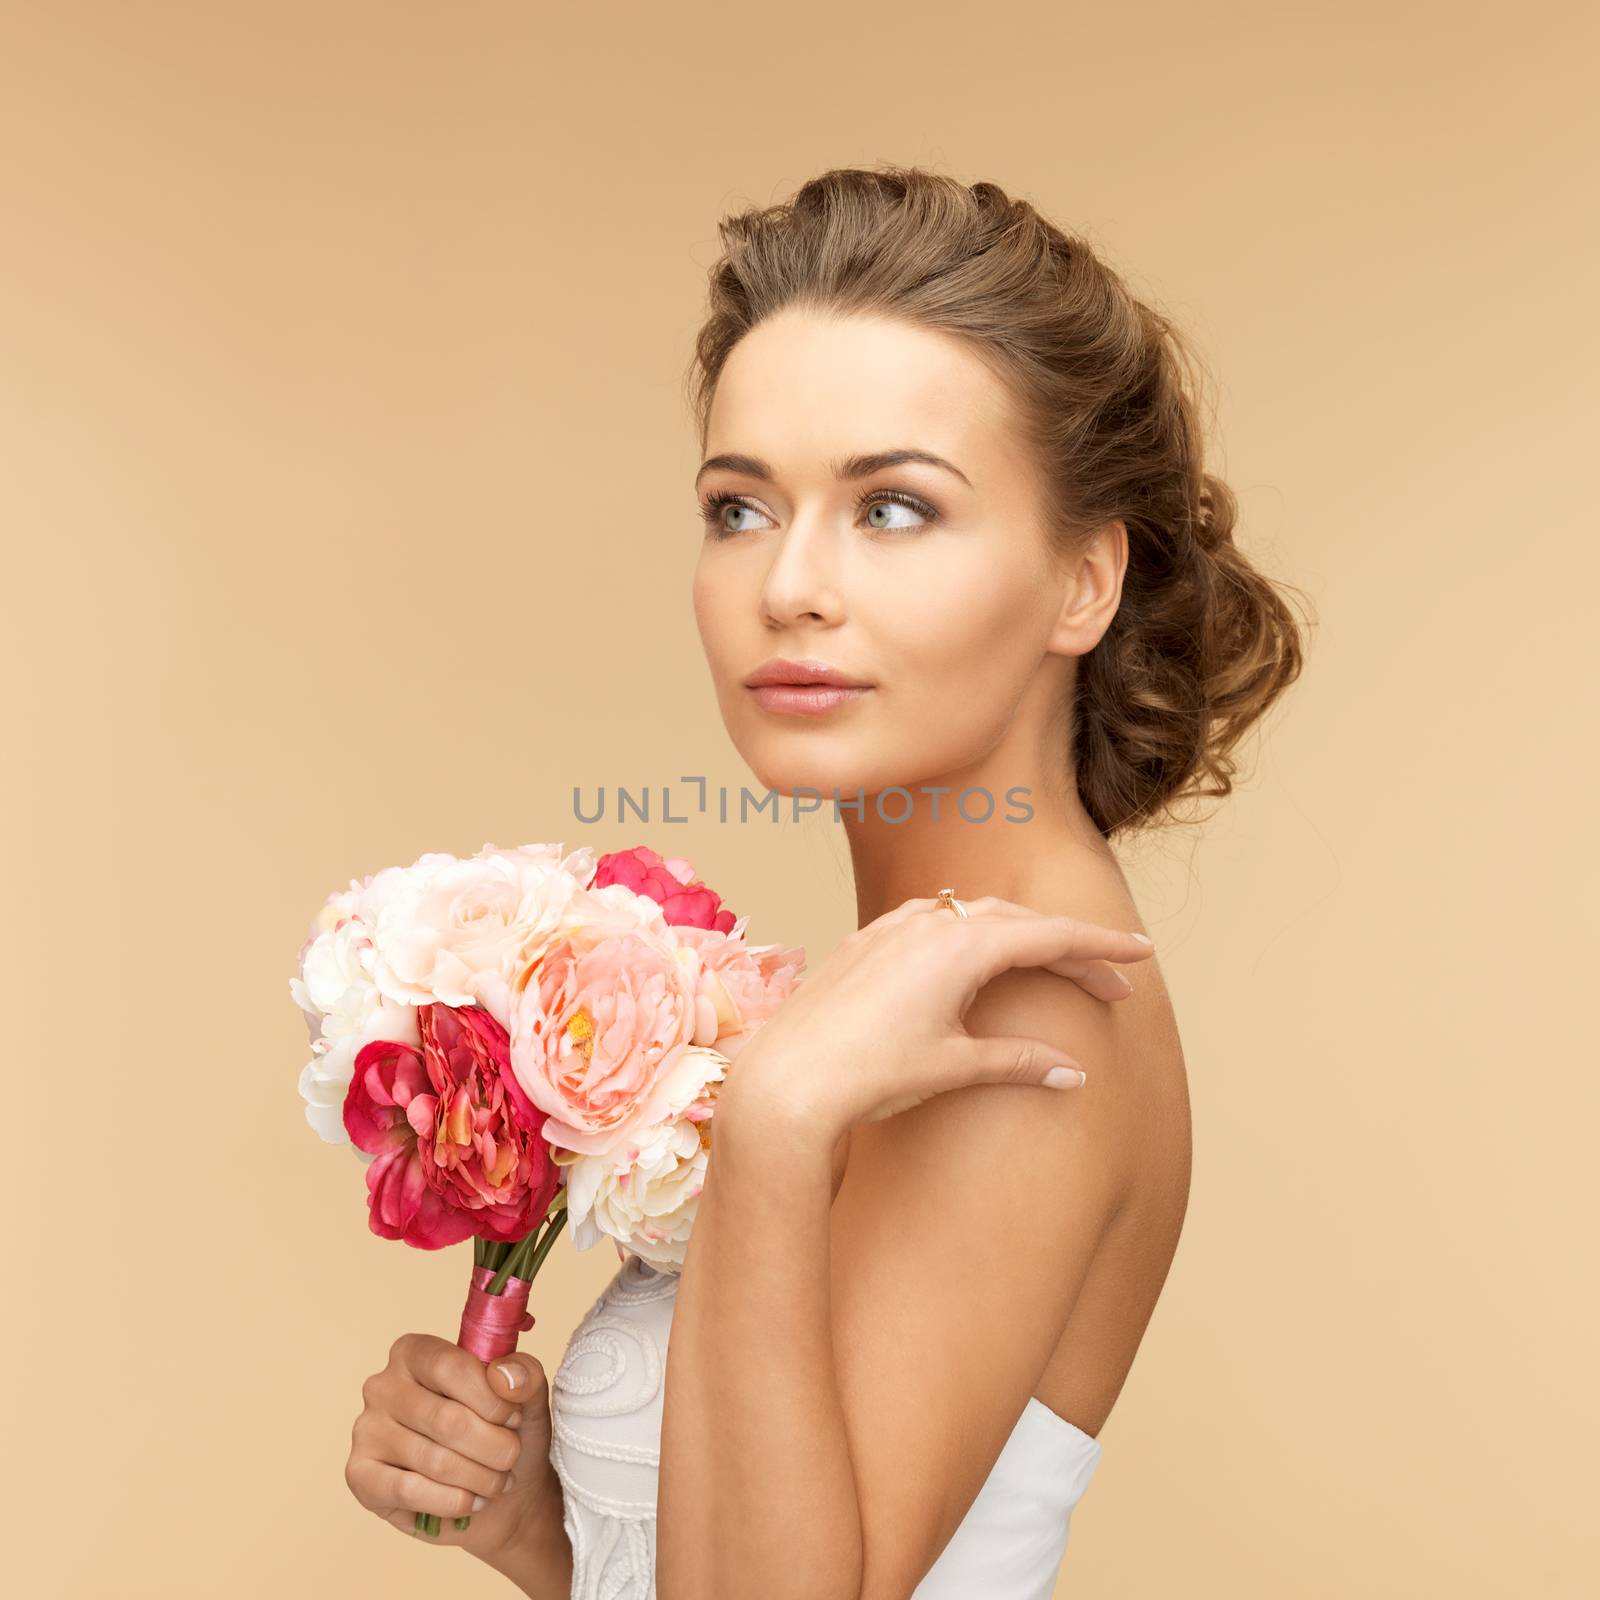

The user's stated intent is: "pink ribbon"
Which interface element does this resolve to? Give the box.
[456,1264,537,1363]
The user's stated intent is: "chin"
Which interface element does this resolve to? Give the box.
[735,735,885,801]
[737,735,961,803]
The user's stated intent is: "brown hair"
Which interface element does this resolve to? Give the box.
[685,163,1310,838]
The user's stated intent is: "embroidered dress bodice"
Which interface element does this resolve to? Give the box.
[549,1251,1103,1599]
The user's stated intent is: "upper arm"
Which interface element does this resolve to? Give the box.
[826,966,1136,1599]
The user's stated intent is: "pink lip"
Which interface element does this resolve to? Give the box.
[742,656,872,688]
[748,683,872,715]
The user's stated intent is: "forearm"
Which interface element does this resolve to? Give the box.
[474,1475,574,1598]
[656,1094,862,1600]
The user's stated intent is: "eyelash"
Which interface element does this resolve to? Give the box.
[697,486,940,539]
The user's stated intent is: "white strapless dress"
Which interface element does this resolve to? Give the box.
[549,1251,1103,1599]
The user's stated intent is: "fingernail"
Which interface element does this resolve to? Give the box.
[508,1409,524,1428]
[496,1362,525,1390]
[1132,932,1153,947]
[471,1495,487,1511]
[1115,972,1134,993]
[1043,1066,1088,1089]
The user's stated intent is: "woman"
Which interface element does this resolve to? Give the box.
[344,164,1305,1598]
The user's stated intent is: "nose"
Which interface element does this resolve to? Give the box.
[758,516,846,630]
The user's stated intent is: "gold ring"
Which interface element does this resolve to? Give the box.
[935,887,969,919]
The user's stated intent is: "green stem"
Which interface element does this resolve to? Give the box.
[525,1205,569,1280]
[486,1229,534,1295]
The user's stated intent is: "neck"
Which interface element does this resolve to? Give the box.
[840,672,1114,926]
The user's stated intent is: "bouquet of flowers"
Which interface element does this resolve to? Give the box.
[290,840,804,1535]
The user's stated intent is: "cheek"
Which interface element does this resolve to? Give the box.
[690,557,733,663]
[872,551,1049,708]
[691,555,764,730]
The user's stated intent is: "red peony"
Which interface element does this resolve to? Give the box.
[343,1003,563,1250]
[593,844,736,933]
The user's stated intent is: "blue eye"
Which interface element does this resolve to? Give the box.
[856,488,937,531]
[697,491,773,536]
[695,486,940,538]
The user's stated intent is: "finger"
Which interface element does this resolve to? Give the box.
[880,897,943,928]
[961,1033,1089,1089]
[487,1355,555,1473]
[905,895,1155,965]
[1050,957,1137,1002]
[368,1458,487,1522]
[954,909,1138,1000]
[400,1333,522,1427]
[975,900,1154,961]
[389,1378,523,1481]
[961,910,1155,982]
[485,1353,547,1413]
[372,1408,519,1500]
[349,1445,488,1523]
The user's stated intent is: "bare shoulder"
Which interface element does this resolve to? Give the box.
[831,885,1188,1206]
[955,890,1193,1257]
[961,959,1150,1195]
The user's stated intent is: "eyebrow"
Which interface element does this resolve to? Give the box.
[695,448,973,490]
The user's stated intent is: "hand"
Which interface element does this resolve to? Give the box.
[719,895,1155,1135]
[346,1333,564,1563]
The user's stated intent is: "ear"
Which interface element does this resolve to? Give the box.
[1046,519,1128,655]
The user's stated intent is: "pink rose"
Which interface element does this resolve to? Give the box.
[508,927,712,1156]
[343,1004,563,1249]
[673,926,805,1045]
[593,844,736,933]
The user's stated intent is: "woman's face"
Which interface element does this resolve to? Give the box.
[691,308,1097,800]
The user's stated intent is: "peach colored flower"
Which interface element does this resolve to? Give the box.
[557,1046,727,1271]
[673,925,805,1048]
[507,915,711,1156]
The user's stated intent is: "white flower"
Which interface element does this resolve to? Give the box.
[289,877,415,1152]
[290,911,378,1031]
[475,839,598,888]
[559,1045,727,1271]
[365,847,594,1017]
[296,1000,420,1150]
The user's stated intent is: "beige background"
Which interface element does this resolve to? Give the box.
[4,2,1595,1594]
